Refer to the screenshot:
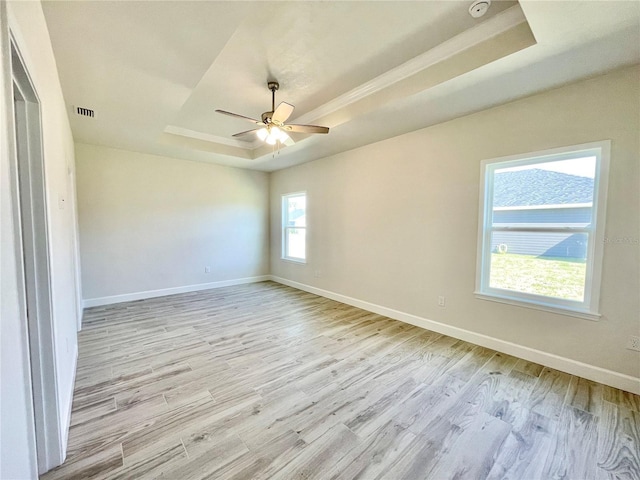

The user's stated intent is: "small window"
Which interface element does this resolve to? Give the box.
[476,141,610,319]
[282,192,306,262]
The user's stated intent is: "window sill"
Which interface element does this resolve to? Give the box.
[281,257,306,265]
[474,292,601,321]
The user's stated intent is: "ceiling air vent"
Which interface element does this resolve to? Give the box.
[75,106,94,118]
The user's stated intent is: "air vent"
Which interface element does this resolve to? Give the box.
[75,106,94,118]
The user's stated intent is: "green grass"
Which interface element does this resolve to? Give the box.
[490,253,586,301]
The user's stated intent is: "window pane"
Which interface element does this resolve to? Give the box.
[489,231,588,301]
[287,195,306,227]
[492,157,596,227]
[286,228,306,259]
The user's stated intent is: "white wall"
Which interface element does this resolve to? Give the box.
[1,1,82,478]
[270,65,640,384]
[75,143,269,304]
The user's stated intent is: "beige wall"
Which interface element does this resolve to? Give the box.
[270,65,640,379]
[76,143,269,301]
[1,1,82,477]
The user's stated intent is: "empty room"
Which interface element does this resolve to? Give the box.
[1,1,639,479]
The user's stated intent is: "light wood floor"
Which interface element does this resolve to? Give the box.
[43,281,640,480]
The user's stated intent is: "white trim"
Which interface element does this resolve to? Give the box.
[281,257,306,265]
[293,5,526,126]
[82,275,270,308]
[474,292,600,321]
[478,141,605,167]
[475,140,610,317]
[588,141,610,319]
[10,31,64,473]
[269,276,640,395]
[2,6,39,476]
[282,191,307,263]
[163,125,261,150]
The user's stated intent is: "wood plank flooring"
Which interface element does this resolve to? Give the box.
[42,281,640,480]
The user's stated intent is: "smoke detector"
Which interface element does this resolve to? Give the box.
[469,0,491,18]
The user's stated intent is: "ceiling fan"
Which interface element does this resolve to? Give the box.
[215,81,329,147]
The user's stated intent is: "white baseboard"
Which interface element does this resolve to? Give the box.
[82,275,270,308]
[269,275,640,395]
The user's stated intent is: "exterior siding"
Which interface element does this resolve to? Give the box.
[491,207,590,259]
[493,207,591,225]
[491,232,588,259]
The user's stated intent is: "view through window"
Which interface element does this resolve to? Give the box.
[283,192,306,262]
[477,142,609,317]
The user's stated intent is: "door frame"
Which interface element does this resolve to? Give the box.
[9,34,63,473]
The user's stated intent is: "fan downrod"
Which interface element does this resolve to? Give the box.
[264,81,280,122]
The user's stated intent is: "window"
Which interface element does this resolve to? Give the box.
[282,192,306,262]
[476,141,610,319]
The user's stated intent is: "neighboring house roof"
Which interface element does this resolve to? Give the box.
[290,210,305,221]
[494,169,594,207]
[289,211,306,226]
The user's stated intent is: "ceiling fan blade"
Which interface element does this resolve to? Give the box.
[215,109,262,124]
[285,124,329,134]
[272,102,295,124]
[232,129,260,138]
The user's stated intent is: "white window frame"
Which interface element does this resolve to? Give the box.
[282,191,307,263]
[475,141,610,320]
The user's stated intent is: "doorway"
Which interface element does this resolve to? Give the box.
[11,38,63,473]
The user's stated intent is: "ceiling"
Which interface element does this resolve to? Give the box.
[42,1,640,172]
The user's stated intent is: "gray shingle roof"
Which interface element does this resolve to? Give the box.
[494,169,594,207]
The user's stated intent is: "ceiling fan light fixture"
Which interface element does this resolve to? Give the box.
[217,80,329,151]
[256,125,290,145]
[270,126,289,143]
[256,127,269,141]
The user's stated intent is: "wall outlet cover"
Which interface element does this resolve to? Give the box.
[627,335,640,352]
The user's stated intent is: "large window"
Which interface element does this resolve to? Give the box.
[282,192,306,262]
[476,141,610,319]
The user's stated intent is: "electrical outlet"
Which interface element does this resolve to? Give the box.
[438,296,446,307]
[204,266,211,273]
[627,335,640,352]
[314,270,321,278]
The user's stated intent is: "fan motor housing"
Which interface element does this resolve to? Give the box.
[261,111,274,124]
